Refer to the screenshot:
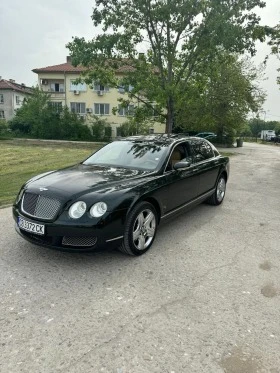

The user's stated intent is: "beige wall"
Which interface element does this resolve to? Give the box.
[37,72,165,136]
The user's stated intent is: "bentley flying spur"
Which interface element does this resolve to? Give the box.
[13,135,229,255]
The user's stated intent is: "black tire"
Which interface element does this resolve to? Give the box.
[118,201,158,256]
[207,174,227,206]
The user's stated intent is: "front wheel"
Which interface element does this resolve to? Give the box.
[207,175,226,205]
[119,202,158,256]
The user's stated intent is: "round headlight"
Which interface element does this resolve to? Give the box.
[90,202,107,218]
[69,201,87,219]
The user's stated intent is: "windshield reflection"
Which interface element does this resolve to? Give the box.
[83,141,169,170]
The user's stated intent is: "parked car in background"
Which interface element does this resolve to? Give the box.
[195,132,216,138]
[13,135,229,256]
[271,136,280,143]
[260,130,276,141]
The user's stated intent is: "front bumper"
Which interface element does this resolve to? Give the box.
[13,205,126,252]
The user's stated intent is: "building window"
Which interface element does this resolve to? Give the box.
[0,94,3,104]
[70,81,87,92]
[94,103,110,115]
[93,83,109,92]
[118,86,125,94]
[149,128,155,134]
[118,83,134,94]
[49,102,63,112]
[118,104,135,116]
[50,83,64,92]
[0,110,5,118]
[70,102,86,114]
[16,96,20,105]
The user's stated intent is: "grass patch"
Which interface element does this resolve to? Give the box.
[0,141,101,206]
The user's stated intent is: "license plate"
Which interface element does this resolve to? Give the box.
[18,217,45,235]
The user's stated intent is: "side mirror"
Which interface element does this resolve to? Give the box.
[173,161,191,170]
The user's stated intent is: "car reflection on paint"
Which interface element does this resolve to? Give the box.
[13,135,229,256]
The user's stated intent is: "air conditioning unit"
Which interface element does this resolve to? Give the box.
[42,79,48,85]
[86,108,92,113]
[97,90,104,96]
[74,90,80,95]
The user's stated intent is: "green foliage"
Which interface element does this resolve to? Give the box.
[0,120,8,134]
[117,117,151,137]
[268,23,280,86]
[175,53,265,138]
[87,115,112,141]
[247,118,280,136]
[0,120,12,139]
[8,87,93,141]
[67,0,272,134]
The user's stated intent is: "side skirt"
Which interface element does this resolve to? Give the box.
[161,189,215,221]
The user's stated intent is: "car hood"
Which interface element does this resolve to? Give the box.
[25,164,153,196]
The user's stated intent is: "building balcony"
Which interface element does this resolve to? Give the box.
[49,91,66,99]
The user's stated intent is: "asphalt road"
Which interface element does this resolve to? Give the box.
[0,142,280,373]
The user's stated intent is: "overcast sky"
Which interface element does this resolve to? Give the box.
[0,0,279,121]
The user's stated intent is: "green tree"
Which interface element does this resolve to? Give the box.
[87,115,112,141]
[9,87,93,140]
[247,117,280,136]
[269,23,280,86]
[67,0,272,134]
[9,87,53,136]
[175,54,265,139]
[117,117,152,137]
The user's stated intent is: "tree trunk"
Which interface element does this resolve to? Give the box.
[166,97,175,134]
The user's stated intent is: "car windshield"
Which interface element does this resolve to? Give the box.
[83,141,169,170]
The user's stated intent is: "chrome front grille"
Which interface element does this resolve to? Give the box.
[62,236,97,247]
[22,192,61,220]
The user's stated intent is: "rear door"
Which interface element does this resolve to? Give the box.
[189,139,220,195]
[161,141,201,213]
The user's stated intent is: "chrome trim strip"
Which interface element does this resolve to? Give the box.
[21,193,37,219]
[162,189,215,219]
[106,235,124,242]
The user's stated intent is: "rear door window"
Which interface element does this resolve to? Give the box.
[191,140,214,163]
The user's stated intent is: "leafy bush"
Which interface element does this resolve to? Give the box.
[0,120,12,138]
[118,117,152,137]
[88,115,112,141]
[8,87,96,141]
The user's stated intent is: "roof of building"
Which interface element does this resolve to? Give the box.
[0,79,32,94]
[32,58,142,75]
[32,62,87,74]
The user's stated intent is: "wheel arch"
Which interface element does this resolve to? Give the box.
[218,166,228,183]
[126,195,162,225]
[141,196,162,224]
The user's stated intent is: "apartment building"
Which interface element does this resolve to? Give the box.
[0,78,32,121]
[32,57,165,137]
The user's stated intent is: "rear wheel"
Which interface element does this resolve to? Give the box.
[119,202,158,256]
[207,174,226,205]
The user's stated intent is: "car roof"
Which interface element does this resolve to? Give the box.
[117,134,203,145]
